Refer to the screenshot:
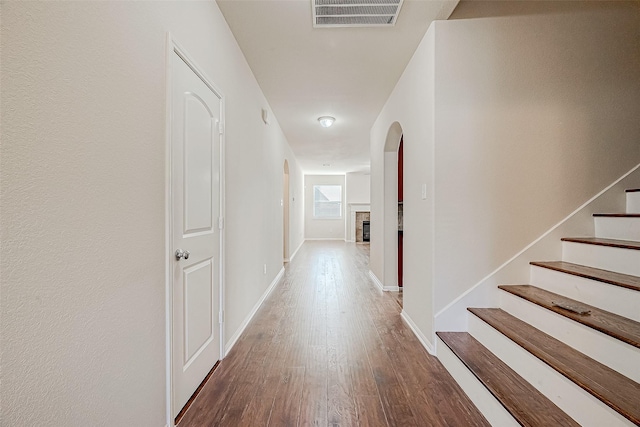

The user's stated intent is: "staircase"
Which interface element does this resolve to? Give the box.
[436,188,640,427]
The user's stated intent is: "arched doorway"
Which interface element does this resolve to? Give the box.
[382,122,403,291]
[283,160,290,263]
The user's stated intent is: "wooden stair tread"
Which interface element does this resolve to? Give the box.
[468,308,640,425]
[561,237,640,250]
[626,189,640,193]
[498,285,640,348]
[530,261,640,292]
[593,213,640,217]
[436,332,579,427]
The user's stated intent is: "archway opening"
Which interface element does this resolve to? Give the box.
[382,122,403,291]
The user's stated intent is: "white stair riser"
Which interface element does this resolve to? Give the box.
[530,266,640,322]
[436,337,520,427]
[469,316,634,427]
[500,291,640,383]
[627,192,640,214]
[562,242,640,276]
[594,217,640,241]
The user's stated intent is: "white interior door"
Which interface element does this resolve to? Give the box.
[171,50,222,416]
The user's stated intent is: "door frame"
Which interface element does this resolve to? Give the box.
[165,33,226,423]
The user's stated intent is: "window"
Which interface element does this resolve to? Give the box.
[313,185,342,219]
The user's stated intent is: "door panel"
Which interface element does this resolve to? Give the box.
[184,94,214,234]
[171,50,222,416]
[183,259,214,365]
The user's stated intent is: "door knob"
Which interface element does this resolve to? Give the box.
[175,249,190,260]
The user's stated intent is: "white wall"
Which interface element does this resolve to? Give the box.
[433,0,640,314]
[371,26,437,343]
[346,172,371,204]
[304,175,346,240]
[435,164,640,333]
[370,0,640,348]
[0,2,303,425]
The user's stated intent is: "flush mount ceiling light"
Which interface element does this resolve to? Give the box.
[318,116,335,128]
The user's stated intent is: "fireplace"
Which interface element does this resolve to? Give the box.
[349,204,370,242]
[363,220,370,242]
[355,211,371,243]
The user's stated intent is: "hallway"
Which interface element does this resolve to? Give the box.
[178,241,488,426]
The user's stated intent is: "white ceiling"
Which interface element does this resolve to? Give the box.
[217,0,459,175]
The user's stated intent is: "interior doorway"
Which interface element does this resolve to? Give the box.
[167,39,225,422]
[283,160,290,262]
[382,122,403,291]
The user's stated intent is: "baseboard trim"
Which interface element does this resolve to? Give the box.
[401,310,435,355]
[304,238,346,241]
[368,270,399,292]
[288,240,304,262]
[369,270,384,292]
[224,267,285,355]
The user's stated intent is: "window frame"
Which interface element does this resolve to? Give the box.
[312,184,343,220]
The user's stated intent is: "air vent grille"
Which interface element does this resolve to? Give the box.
[312,0,404,28]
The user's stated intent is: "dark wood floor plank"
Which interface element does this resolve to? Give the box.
[530,260,640,292]
[327,362,358,426]
[469,308,640,425]
[349,360,379,398]
[178,242,488,427]
[268,367,306,426]
[355,395,389,427]
[499,284,640,348]
[298,345,328,427]
[356,304,419,426]
[238,371,281,426]
[437,332,580,427]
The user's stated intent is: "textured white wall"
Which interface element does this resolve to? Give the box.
[370,0,640,346]
[346,172,371,204]
[433,0,640,314]
[370,25,436,340]
[0,2,303,425]
[304,175,346,240]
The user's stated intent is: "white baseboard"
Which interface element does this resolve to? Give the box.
[288,240,304,262]
[401,310,435,355]
[304,238,346,241]
[224,267,285,355]
[368,270,384,292]
[368,270,399,292]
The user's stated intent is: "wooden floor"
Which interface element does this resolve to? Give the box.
[178,241,488,427]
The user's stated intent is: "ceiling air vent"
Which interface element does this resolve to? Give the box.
[312,0,404,28]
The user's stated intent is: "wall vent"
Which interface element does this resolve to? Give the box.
[312,0,404,28]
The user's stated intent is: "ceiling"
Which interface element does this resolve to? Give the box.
[217,0,459,175]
